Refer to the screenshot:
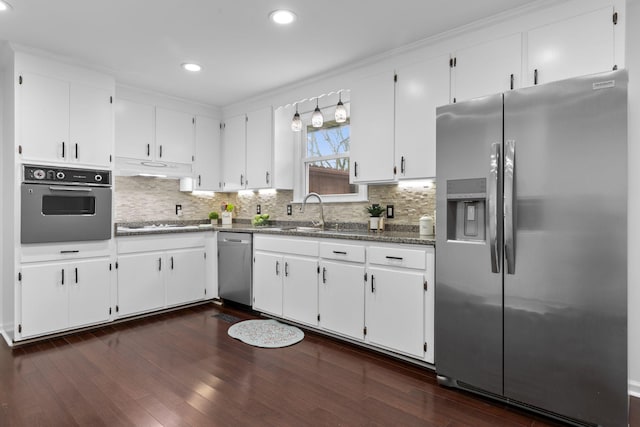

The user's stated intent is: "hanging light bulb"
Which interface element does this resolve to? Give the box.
[291,103,302,132]
[335,91,347,123]
[311,98,324,128]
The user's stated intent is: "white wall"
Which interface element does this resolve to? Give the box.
[222,0,639,395]
[626,0,640,397]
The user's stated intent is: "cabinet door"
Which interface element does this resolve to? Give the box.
[527,7,615,86]
[117,252,164,316]
[70,83,113,167]
[395,55,450,180]
[349,69,396,183]
[452,34,522,103]
[246,107,273,189]
[221,114,247,191]
[253,252,283,316]
[18,72,70,163]
[155,107,195,163]
[68,258,111,328]
[283,255,318,327]
[194,115,222,191]
[366,267,425,358]
[319,260,365,340]
[20,262,69,338]
[115,99,155,159]
[166,248,205,306]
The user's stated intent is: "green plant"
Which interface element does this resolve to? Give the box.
[225,203,235,212]
[366,204,385,217]
[208,212,219,220]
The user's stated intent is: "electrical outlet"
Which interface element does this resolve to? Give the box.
[287,204,292,215]
[176,204,183,216]
[256,204,261,214]
[386,205,394,219]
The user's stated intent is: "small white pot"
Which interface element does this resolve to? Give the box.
[369,217,380,230]
[221,212,233,225]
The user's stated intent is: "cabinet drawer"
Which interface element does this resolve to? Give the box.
[254,236,318,257]
[319,242,365,263]
[117,234,205,254]
[368,246,426,270]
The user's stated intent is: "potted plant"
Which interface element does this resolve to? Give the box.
[208,211,219,225]
[366,204,385,231]
[221,203,234,225]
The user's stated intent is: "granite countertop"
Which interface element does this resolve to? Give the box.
[115,220,435,246]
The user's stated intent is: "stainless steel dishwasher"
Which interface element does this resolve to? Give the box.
[217,232,253,306]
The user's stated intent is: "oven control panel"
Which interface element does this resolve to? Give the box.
[23,165,111,186]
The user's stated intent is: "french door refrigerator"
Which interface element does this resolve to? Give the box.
[435,70,627,427]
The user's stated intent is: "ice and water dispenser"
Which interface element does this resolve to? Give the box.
[446,178,486,242]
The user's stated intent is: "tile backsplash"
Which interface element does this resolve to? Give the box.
[114,176,436,227]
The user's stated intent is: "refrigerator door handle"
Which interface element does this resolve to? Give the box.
[504,139,515,274]
[489,142,500,273]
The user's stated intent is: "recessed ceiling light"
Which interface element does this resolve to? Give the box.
[269,9,296,25]
[0,1,13,11]
[181,63,202,72]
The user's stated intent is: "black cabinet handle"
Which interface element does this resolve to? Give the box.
[322,267,327,284]
[198,175,202,187]
[147,143,150,157]
[371,274,375,293]
[61,142,66,158]
[333,251,347,255]
[534,69,539,85]
[75,143,78,159]
[171,256,174,270]
[354,161,358,178]
[285,262,289,277]
[510,73,514,90]
[276,261,280,276]
[158,257,162,271]
[159,145,163,158]
[385,256,404,261]
[75,267,78,284]
[266,171,270,184]
[61,268,65,285]
[240,174,244,186]
[401,156,405,174]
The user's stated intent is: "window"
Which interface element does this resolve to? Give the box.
[294,102,367,202]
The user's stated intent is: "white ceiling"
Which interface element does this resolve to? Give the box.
[0,0,542,107]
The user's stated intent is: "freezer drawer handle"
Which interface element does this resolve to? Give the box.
[504,139,516,274]
[489,141,501,273]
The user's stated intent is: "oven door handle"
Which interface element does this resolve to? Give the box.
[48,186,93,192]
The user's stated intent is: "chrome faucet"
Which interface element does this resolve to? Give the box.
[300,192,325,229]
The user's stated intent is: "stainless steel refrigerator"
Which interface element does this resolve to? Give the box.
[435,70,627,427]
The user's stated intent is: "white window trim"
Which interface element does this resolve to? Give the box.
[292,103,368,204]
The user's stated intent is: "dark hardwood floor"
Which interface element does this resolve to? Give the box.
[0,303,638,426]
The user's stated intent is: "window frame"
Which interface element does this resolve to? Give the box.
[292,102,368,203]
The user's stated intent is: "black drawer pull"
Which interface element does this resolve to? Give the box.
[60,250,79,254]
[385,256,404,261]
[333,251,347,255]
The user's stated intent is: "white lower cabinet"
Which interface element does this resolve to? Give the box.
[20,257,111,339]
[116,235,207,318]
[319,259,366,340]
[252,235,435,364]
[253,236,319,325]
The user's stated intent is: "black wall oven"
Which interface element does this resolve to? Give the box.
[21,165,112,244]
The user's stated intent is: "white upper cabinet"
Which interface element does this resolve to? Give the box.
[221,106,274,191]
[527,7,616,86]
[350,69,396,183]
[114,98,155,159]
[221,113,247,191]
[451,33,522,103]
[246,107,273,190]
[155,107,195,164]
[115,101,195,165]
[18,72,114,168]
[194,115,222,191]
[70,83,114,167]
[395,55,450,180]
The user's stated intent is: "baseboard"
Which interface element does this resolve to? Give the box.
[630,380,640,398]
